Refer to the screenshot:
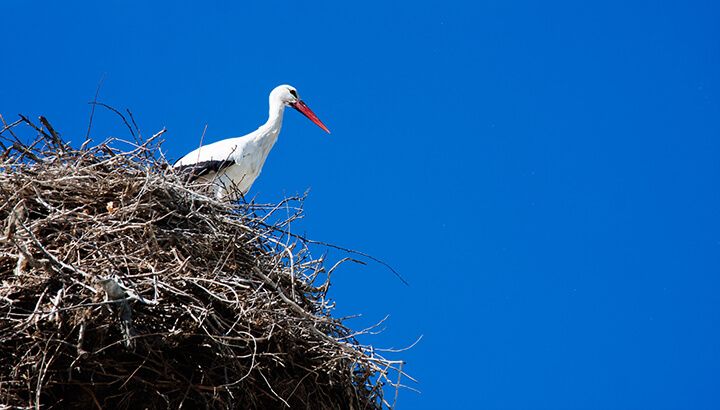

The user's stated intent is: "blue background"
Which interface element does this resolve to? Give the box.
[2,1,719,408]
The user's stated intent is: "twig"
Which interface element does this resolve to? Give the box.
[88,102,135,138]
[85,73,106,143]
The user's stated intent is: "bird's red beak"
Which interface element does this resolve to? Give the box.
[291,100,331,134]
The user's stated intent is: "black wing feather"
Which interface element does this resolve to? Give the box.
[174,159,234,182]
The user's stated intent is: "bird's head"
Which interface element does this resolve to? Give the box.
[271,84,330,133]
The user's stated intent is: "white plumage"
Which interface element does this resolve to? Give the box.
[174,84,330,199]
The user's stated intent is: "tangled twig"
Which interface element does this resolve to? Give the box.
[0,115,409,409]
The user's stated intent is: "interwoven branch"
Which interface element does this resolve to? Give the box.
[0,115,407,409]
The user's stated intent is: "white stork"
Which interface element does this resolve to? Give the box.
[174,84,330,199]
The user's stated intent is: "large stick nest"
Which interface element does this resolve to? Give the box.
[0,116,405,409]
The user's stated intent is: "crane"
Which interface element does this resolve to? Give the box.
[174,84,330,199]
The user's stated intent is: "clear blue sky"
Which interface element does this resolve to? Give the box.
[3,1,719,408]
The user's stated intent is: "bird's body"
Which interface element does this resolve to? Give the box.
[175,114,283,198]
[174,84,329,199]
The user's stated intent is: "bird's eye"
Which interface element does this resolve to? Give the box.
[289,89,298,98]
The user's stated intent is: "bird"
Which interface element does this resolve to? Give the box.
[173,84,330,199]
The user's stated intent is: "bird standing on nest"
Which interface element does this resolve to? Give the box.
[174,84,330,199]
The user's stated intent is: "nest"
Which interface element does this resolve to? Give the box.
[0,115,406,409]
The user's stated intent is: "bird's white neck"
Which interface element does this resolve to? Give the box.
[256,94,286,138]
[244,93,286,164]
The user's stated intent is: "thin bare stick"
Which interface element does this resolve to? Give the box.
[85,73,106,143]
